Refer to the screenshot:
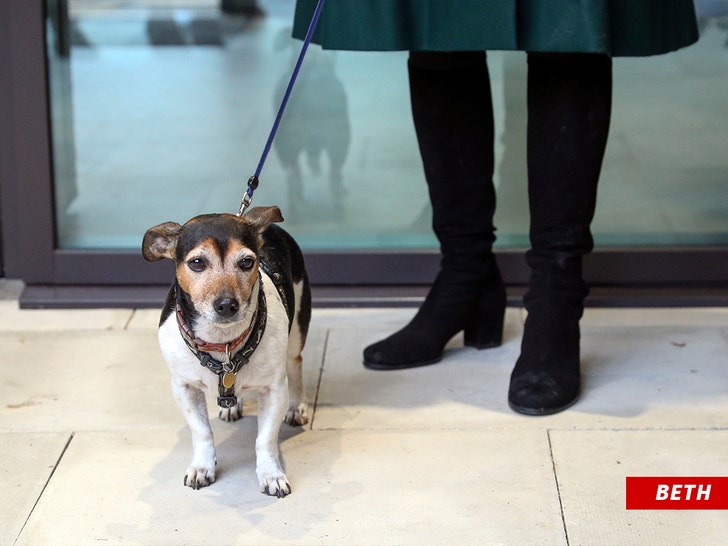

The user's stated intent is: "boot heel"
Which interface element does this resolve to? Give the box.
[464,313,504,348]
[463,281,506,349]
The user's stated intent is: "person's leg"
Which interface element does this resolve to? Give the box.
[509,52,612,414]
[364,51,506,370]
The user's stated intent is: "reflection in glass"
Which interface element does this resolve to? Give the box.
[46,1,728,250]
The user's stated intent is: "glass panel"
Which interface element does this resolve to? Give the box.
[46,1,728,252]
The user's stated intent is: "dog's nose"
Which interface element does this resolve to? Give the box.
[213,297,239,318]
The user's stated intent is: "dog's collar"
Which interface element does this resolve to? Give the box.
[174,281,267,409]
[175,302,253,355]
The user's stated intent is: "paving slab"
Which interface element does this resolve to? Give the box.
[0,300,133,332]
[551,429,728,546]
[0,325,325,433]
[0,432,71,545]
[17,428,564,546]
[0,330,179,431]
[314,320,728,430]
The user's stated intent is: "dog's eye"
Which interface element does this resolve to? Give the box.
[187,257,207,272]
[238,257,255,271]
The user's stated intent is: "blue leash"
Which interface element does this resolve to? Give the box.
[237,0,327,216]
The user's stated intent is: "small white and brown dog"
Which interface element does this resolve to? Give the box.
[142,206,311,498]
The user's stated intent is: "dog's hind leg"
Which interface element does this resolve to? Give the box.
[284,351,308,426]
[284,281,309,427]
[256,382,291,497]
[172,379,217,489]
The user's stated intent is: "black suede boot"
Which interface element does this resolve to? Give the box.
[364,52,506,370]
[508,53,612,414]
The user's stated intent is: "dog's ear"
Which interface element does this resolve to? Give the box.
[244,206,284,232]
[142,222,181,262]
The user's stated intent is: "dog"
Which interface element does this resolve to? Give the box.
[142,206,311,497]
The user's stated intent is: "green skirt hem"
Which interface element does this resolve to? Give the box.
[293,0,699,57]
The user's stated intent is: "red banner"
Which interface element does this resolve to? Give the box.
[626,477,728,510]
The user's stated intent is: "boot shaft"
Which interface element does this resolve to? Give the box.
[526,53,612,263]
[408,51,498,263]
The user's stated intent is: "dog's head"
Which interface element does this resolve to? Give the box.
[142,206,283,325]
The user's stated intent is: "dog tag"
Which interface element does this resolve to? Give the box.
[222,372,236,389]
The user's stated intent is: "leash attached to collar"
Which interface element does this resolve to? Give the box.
[237,0,327,217]
[175,283,268,409]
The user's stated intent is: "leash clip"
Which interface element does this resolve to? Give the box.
[236,176,259,217]
[236,192,252,217]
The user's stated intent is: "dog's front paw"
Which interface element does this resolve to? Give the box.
[219,399,244,422]
[183,464,216,490]
[259,473,291,498]
[284,402,308,427]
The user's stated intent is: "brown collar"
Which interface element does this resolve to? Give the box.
[175,303,254,355]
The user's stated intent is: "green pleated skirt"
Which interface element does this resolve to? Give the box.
[293,0,699,57]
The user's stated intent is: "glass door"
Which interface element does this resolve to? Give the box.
[2,1,728,306]
[47,0,728,254]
